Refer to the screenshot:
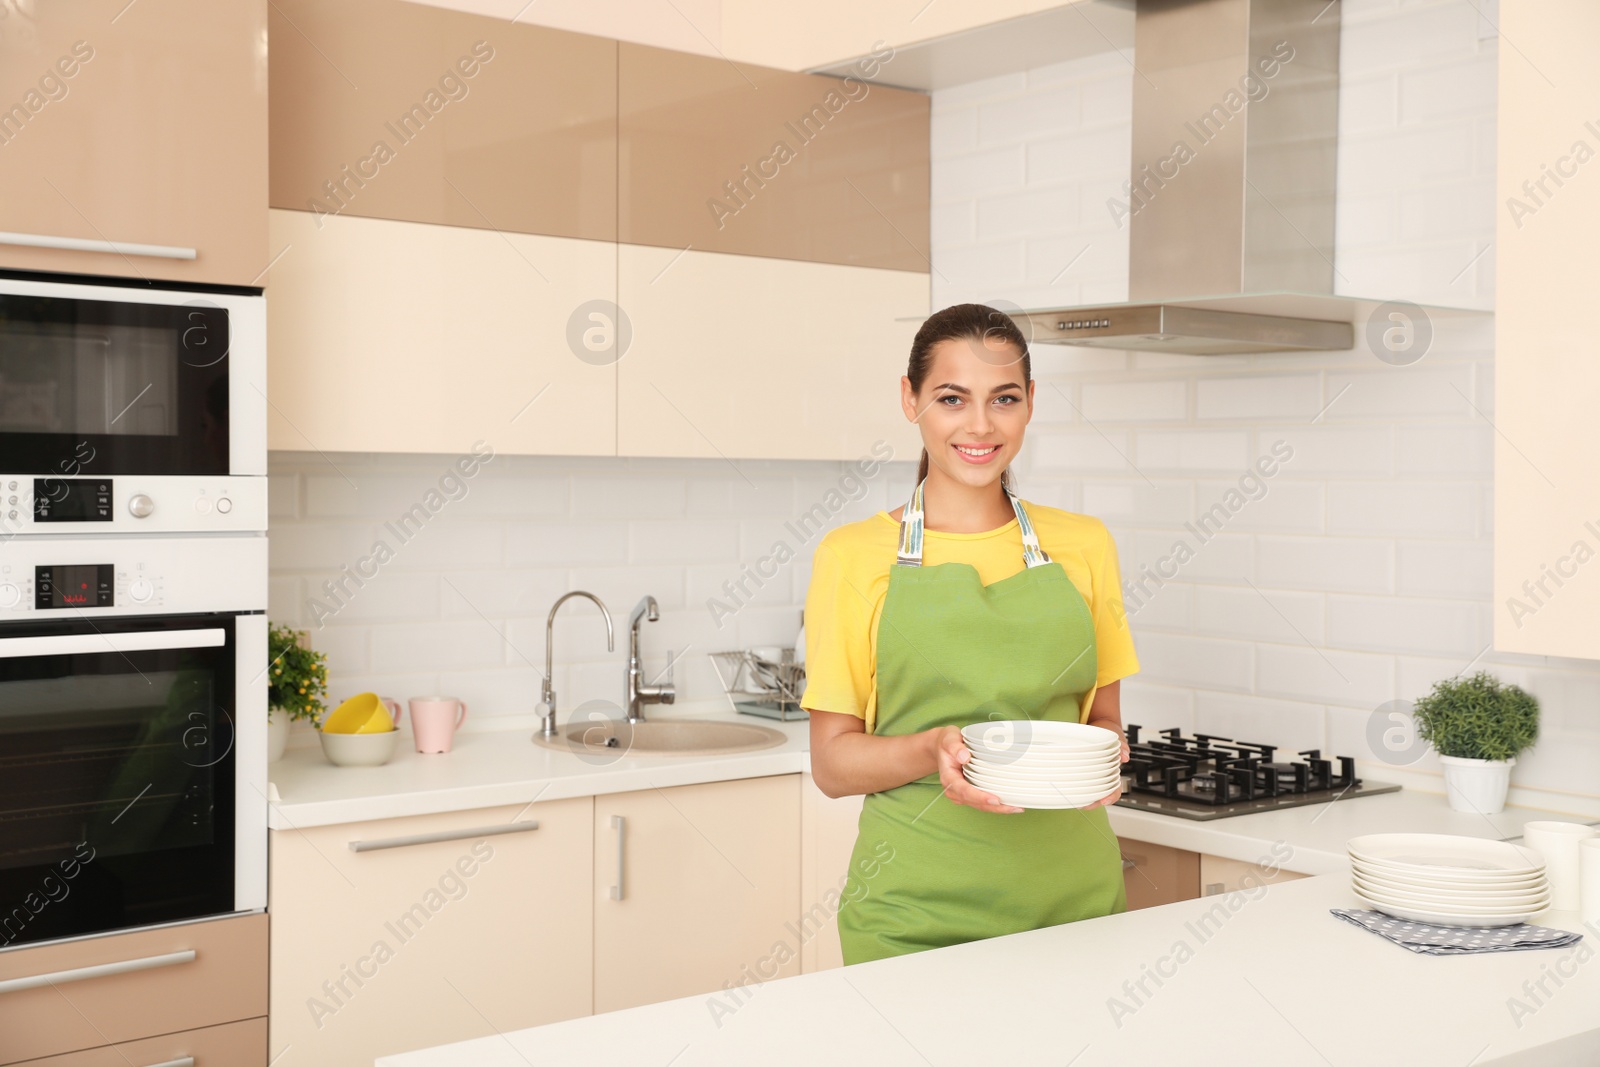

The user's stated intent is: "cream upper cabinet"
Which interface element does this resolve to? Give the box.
[265,209,616,457]
[616,245,927,462]
[268,798,594,1067]
[0,0,267,285]
[1493,3,1600,659]
[593,775,802,1014]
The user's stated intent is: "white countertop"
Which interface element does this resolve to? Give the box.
[376,873,1600,1067]
[268,703,1577,871]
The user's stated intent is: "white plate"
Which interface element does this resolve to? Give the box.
[1352,886,1545,927]
[963,768,1121,791]
[1347,834,1545,877]
[1352,874,1550,909]
[1352,864,1548,897]
[962,720,1120,753]
[964,757,1122,779]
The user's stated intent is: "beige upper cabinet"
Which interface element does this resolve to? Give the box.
[1493,3,1600,660]
[269,0,616,243]
[593,776,801,1014]
[0,0,267,286]
[268,798,594,1067]
[618,42,930,271]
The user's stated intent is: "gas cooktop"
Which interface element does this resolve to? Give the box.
[1112,724,1401,821]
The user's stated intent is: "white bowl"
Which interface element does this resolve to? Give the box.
[319,728,401,767]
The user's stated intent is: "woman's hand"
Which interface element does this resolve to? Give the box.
[929,725,1023,814]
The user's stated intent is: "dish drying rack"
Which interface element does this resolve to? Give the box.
[708,649,807,721]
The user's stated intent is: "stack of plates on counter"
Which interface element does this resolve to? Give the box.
[960,720,1123,809]
[1347,833,1551,927]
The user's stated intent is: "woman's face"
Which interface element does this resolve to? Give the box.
[901,334,1034,489]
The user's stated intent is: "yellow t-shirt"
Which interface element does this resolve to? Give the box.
[800,501,1139,733]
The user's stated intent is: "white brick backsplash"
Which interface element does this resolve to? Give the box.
[1195,375,1322,420]
[304,570,440,625]
[1396,540,1492,598]
[1135,431,1250,472]
[439,568,569,620]
[308,626,371,676]
[1257,536,1396,594]
[1123,579,1191,631]
[1193,480,1323,533]
[435,667,543,720]
[567,565,687,613]
[930,107,978,155]
[1026,126,1131,182]
[935,242,1026,291]
[1078,74,1132,127]
[1269,425,1392,477]
[1338,73,1399,135]
[572,476,686,519]
[1323,365,1477,418]
[326,671,441,712]
[934,147,1026,201]
[1028,428,1135,473]
[1256,643,1395,710]
[268,576,302,627]
[507,521,629,566]
[1326,481,1478,537]
[1129,530,1253,585]
[1118,681,1195,732]
[1080,380,1186,422]
[930,200,976,247]
[268,523,381,572]
[1340,4,1481,74]
[1394,423,1492,475]
[267,474,299,519]
[976,186,1079,240]
[1328,593,1488,660]
[371,622,506,674]
[1336,192,1400,249]
[1080,481,1194,525]
[979,84,1080,146]
[1338,121,1477,195]
[379,520,505,571]
[1193,691,1327,753]
[1194,585,1326,645]
[1133,632,1253,691]
[629,520,742,565]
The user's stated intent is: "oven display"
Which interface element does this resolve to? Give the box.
[33,479,113,522]
[35,564,115,609]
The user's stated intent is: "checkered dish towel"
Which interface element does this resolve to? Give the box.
[1330,908,1585,955]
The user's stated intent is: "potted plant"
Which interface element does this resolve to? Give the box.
[1413,671,1538,814]
[267,624,330,762]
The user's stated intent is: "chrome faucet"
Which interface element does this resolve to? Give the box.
[538,591,614,739]
[626,595,675,723]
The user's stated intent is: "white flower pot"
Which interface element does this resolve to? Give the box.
[268,707,291,763]
[1438,754,1515,814]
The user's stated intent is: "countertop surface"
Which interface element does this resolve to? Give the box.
[268,703,1576,875]
[375,873,1600,1067]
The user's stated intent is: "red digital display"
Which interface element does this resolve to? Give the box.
[35,564,115,610]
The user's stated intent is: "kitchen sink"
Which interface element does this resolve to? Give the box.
[535,718,787,757]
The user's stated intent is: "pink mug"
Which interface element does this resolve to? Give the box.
[409,696,468,754]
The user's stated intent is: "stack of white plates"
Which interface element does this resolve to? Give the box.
[1347,833,1551,927]
[960,720,1123,809]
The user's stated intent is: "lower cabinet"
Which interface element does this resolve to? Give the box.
[268,798,594,1067]
[1200,853,1309,896]
[1120,840,1202,911]
[593,775,801,1013]
[13,1018,266,1067]
[798,771,865,973]
[0,913,266,1066]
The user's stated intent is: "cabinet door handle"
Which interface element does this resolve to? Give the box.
[1121,857,1136,870]
[610,814,626,901]
[0,230,197,260]
[0,949,196,995]
[138,1058,195,1067]
[348,820,539,853]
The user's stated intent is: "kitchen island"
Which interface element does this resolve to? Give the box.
[376,872,1599,1067]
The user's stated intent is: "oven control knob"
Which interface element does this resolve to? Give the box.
[128,494,155,518]
[128,578,154,604]
[0,583,17,608]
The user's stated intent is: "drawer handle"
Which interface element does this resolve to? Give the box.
[348,820,539,853]
[139,1059,195,1067]
[1122,857,1136,870]
[610,814,626,901]
[0,949,195,995]
[0,230,197,261]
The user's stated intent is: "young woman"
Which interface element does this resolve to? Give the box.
[802,303,1139,965]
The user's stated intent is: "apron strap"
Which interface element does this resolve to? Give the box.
[895,479,1053,569]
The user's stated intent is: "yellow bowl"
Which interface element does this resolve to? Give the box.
[322,692,397,734]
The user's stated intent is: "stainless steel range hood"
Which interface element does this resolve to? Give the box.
[1016,0,1359,355]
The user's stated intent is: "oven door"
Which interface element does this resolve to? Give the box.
[0,612,266,950]
[0,276,265,479]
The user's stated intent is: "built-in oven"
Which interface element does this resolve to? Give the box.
[0,537,265,950]
[0,272,266,537]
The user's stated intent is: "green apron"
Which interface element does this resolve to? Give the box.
[836,481,1127,964]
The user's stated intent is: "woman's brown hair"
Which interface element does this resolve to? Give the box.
[906,303,1031,491]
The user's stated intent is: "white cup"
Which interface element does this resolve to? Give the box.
[1581,838,1600,922]
[1521,821,1599,912]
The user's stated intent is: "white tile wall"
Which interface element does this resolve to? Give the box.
[928,0,1600,804]
[268,453,913,723]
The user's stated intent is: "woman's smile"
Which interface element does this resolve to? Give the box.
[953,442,1002,464]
